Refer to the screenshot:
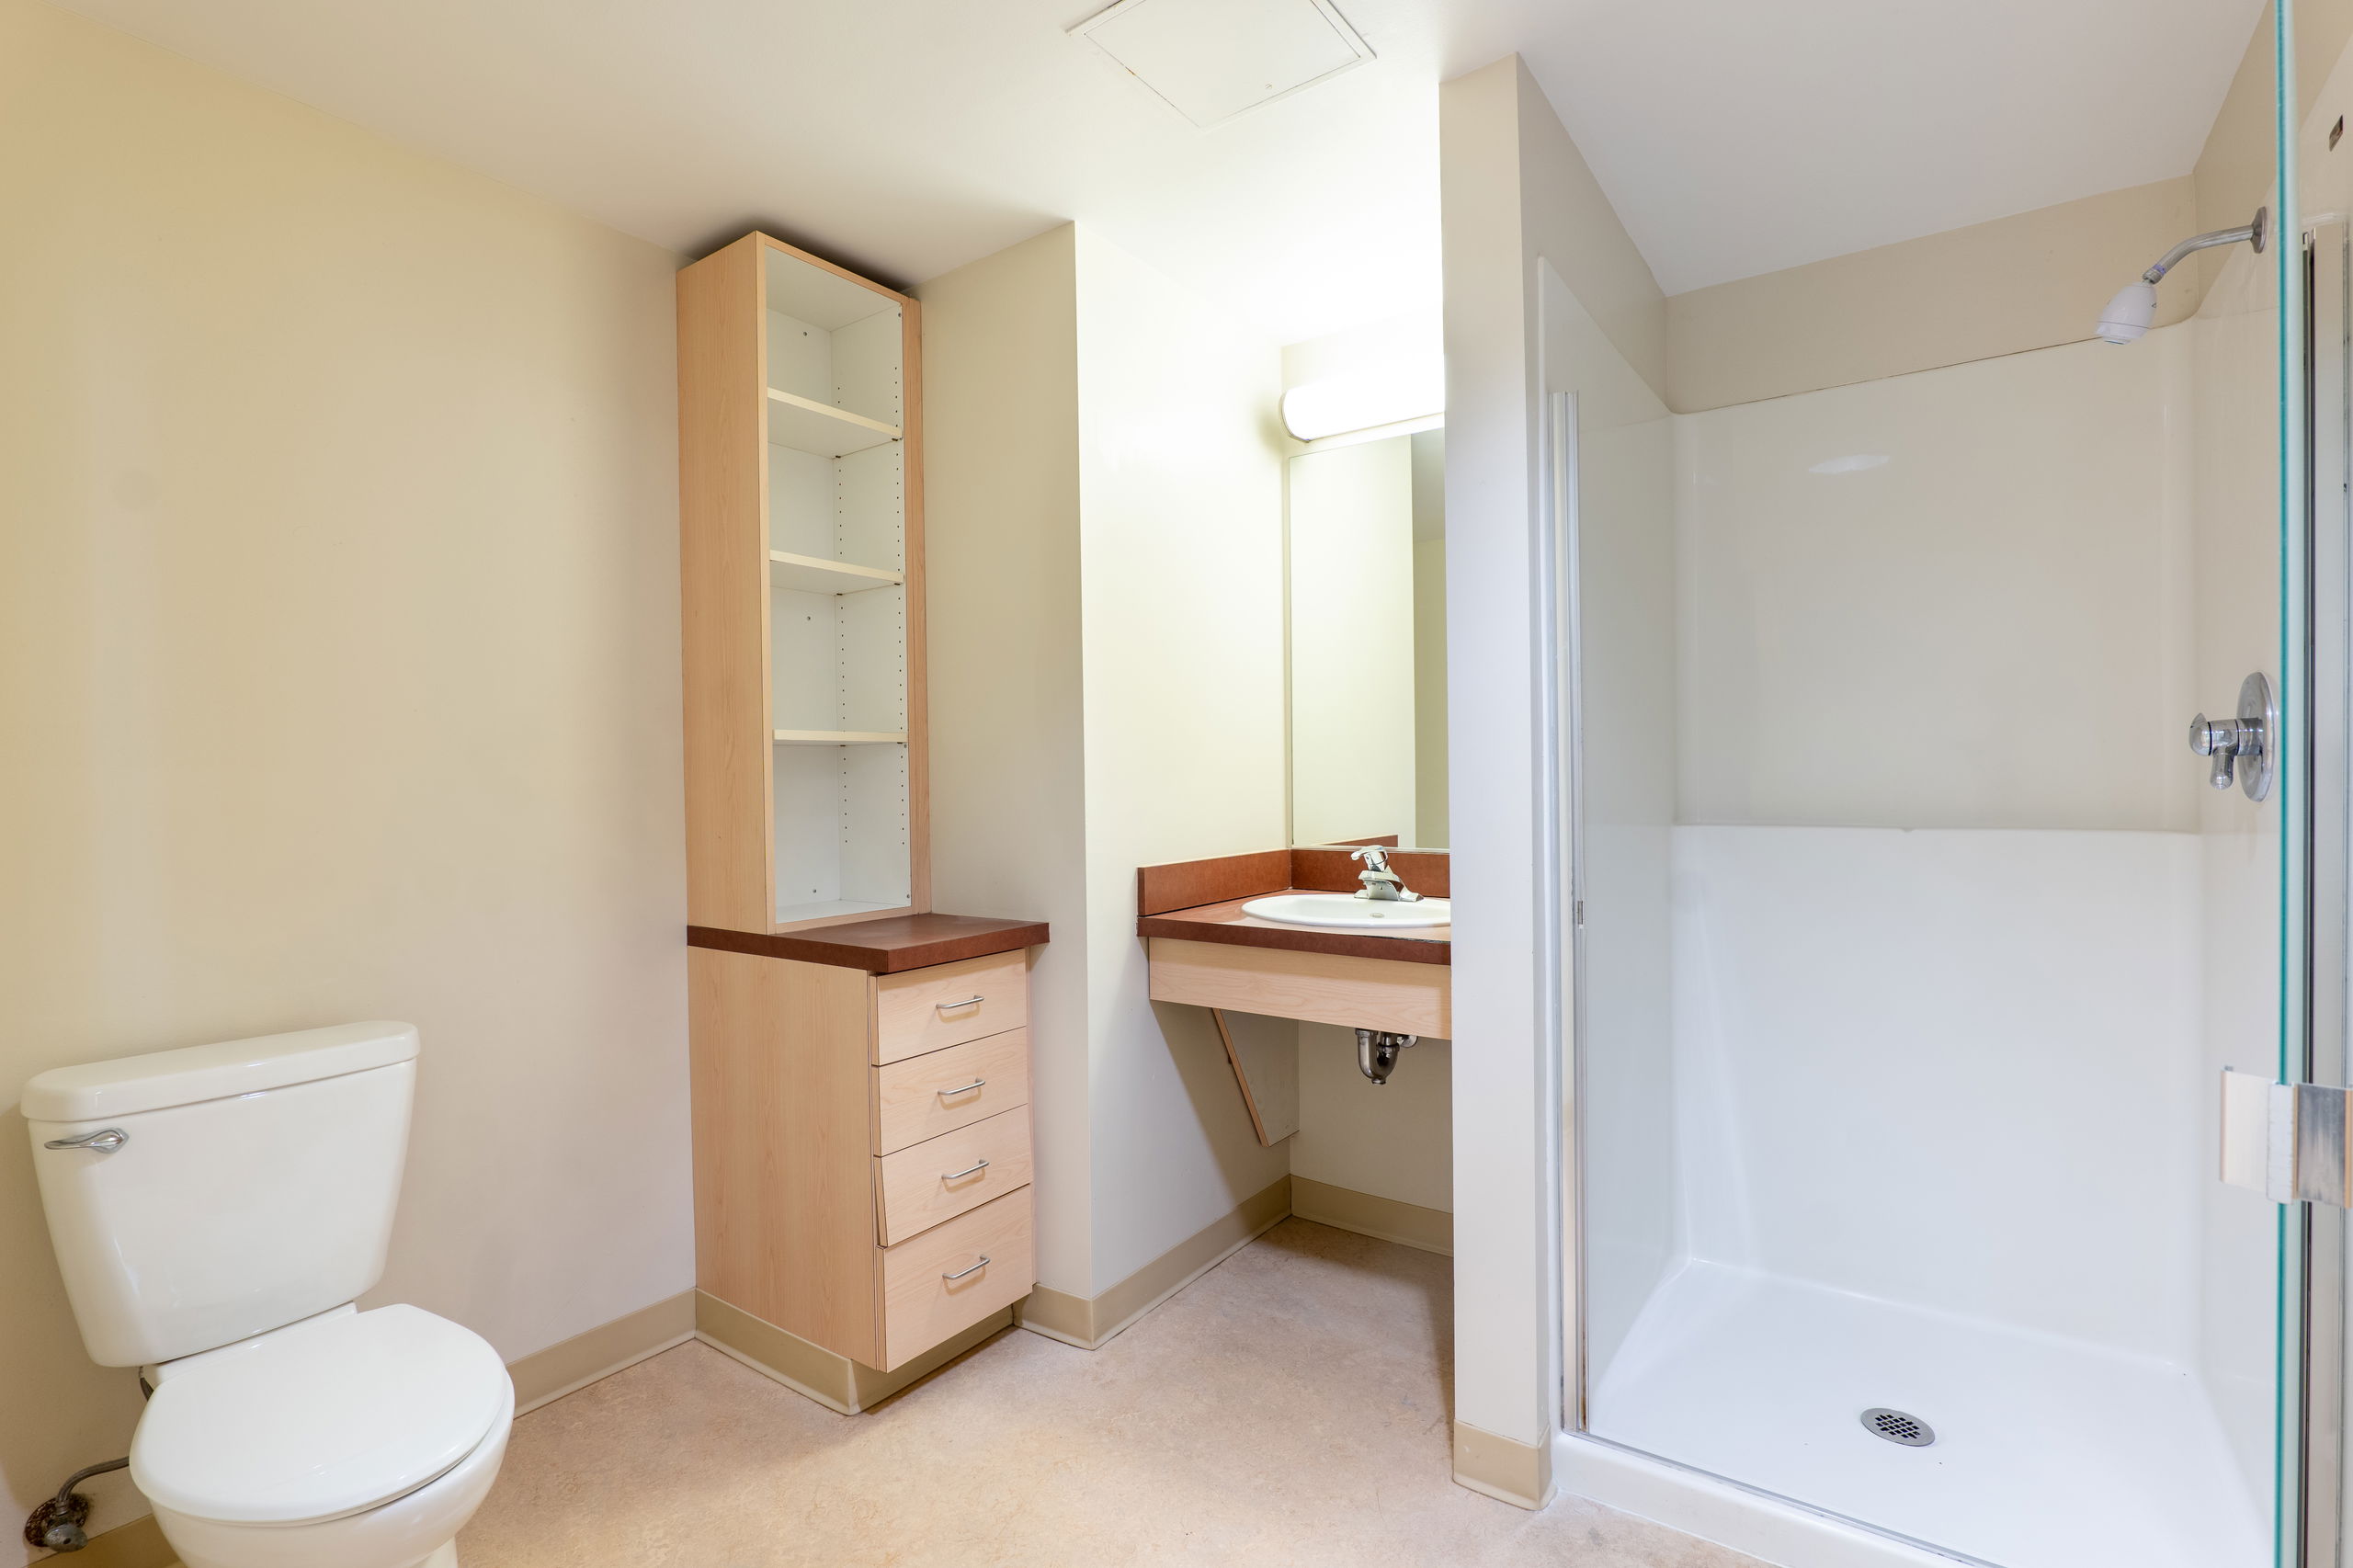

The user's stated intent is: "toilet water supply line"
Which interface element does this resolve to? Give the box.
[22,1458,129,1553]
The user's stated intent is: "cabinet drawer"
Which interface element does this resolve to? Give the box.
[874,1107,1033,1244]
[874,952,1028,1064]
[872,1029,1030,1154]
[878,1187,1034,1370]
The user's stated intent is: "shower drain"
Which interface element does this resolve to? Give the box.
[1860,1407,1936,1448]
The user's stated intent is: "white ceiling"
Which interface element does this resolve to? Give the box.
[53,0,2266,341]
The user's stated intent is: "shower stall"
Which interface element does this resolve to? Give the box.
[1557,6,2353,1564]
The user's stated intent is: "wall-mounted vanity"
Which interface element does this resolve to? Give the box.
[1140,844,1449,1139]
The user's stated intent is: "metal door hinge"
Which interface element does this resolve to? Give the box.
[2222,1068,2353,1205]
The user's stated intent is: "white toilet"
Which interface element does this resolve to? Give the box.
[24,1022,512,1568]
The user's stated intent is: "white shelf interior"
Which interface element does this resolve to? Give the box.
[764,248,903,434]
[770,741,911,923]
[764,245,912,927]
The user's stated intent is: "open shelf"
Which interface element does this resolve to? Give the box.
[768,550,902,596]
[767,389,900,457]
[774,730,907,745]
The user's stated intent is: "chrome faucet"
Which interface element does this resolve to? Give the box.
[1350,846,1422,903]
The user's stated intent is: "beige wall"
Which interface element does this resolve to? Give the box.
[1293,1028,1453,1212]
[0,1,691,1553]
[915,227,1095,1296]
[1073,228,1293,1291]
[1665,178,2200,413]
[1439,52,1672,1463]
[921,225,1290,1301]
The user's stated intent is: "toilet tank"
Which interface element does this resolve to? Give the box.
[23,1022,420,1368]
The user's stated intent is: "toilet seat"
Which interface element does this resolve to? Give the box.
[132,1304,508,1527]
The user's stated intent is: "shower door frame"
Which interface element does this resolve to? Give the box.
[2303,208,2351,1568]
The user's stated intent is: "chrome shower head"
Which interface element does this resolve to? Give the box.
[2097,208,2268,345]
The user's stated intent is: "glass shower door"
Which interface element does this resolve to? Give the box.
[1560,3,2323,1562]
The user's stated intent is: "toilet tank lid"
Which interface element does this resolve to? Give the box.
[23,1022,419,1123]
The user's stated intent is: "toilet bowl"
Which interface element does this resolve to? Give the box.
[23,1023,513,1568]
[133,1303,512,1568]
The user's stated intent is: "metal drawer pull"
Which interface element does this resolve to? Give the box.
[942,1158,991,1182]
[942,1256,990,1281]
[935,994,984,1014]
[44,1129,127,1153]
[938,1078,986,1098]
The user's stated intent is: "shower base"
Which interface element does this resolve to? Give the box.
[1584,1261,2265,1568]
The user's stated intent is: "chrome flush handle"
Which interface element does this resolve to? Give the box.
[43,1129,127,1153]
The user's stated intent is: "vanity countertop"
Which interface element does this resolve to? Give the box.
[688,913,1050,973]
[1137,892,1450,966]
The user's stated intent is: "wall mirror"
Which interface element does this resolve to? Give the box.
[1286,427,1446,849]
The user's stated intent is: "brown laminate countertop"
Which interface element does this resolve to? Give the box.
[688,913,1050,974]
[1138,892,1450,966]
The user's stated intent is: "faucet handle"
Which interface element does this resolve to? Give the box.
[1350,846,1392,872]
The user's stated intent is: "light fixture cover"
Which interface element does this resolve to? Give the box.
[1071,0,1374,128]
[1281,357,1443,442]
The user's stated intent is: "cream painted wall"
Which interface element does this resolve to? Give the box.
[1440,53,1671,1469]
[1289,437,1417,847]
[922,225,1289,1301]
[1293,1027,1453,1212]
[1073,228,1292,1292]
[1665,178,2200,413]
[0,1,690,1552]
[1675,332,2198,833]
[915,227,1094,1297]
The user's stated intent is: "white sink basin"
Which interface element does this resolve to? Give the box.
[1240,893,1451,930]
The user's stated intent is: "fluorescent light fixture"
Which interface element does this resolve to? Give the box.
[1281,356,1443,442]
[1071,0,1374,128]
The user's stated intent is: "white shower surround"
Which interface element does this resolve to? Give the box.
[1582,824,2262,1568]
[1574,309,2282,1566]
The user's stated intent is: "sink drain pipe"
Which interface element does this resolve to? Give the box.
[1355,1028,1418,1084]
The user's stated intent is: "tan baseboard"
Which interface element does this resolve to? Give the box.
[40,1514,176,1568]
[507,1289,698,1415]
[1453,1420,1554,1510]
[695,1290,1013,1414]
[1290,1176,1452,1256]
[1017,1174,1290,1350]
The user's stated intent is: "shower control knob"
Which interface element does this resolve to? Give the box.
[2186,674,2278,801]
[2188,713,2240,790]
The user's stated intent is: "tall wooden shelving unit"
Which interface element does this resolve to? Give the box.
[678,233,1048,1392]
[679,232,927,934]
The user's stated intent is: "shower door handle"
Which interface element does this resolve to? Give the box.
[2187,672,2276,801]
